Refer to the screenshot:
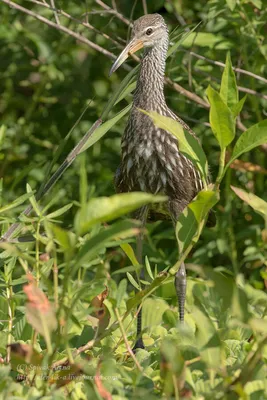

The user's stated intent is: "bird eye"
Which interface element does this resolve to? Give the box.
[146,28,153,36]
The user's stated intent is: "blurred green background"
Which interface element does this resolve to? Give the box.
[1,0,266,285]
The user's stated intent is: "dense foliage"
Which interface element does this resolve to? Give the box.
[0,0,266,399]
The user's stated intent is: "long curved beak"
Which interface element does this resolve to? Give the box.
[109,38,144,76]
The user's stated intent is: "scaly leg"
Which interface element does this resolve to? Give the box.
[175,261,187,322]
[168,200,188,324]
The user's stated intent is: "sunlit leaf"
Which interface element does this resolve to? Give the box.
[140,110,208,182]
[226,120,267,168]
[175,189,219,256]
[220,52,238,111]
[26,183,41,216]
[80,105,131,153]
[145,256,154,280]
[206,85,235,149]
[126,272,140,290]
[116,278,127,307]
[226,0,237,11]
[46,203,73,219]
[232,95,247,117]
[120,243,139,267]
[231,186,267,218]
[142,298,169,329]
[75,192,166,235]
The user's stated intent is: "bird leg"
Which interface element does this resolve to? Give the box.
[175,261,187,322]
[169,200,188,324]
[132,206,148,351]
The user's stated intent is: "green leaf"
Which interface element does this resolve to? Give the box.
[232,95,247,117]
[140,110,208,182]
[231,186,267,218]
[80,105,131,153]
[206,85,235,149]
[126,272,169,311]
[226,0,237,11]
[73,220,140,274]
[220,52,238,111]
[0,191,34,214]
[120,243,139,267]
[116,278,127,307]
[112,264,141,275]
[167,22,202,58]
[75,192,166,235]
[180,32,232,50]
[0,125,6,151]
[126,272,140,290]
[26,183,41,216]
[46,203,73,219]
[142,298,169,329]
[145,256,154,280]
[51,224,75,250]
[250,0,262,9]
[226,119,267,168]
[175,190,219,256]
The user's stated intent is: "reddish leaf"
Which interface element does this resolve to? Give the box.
[23,283,57,337]
[94,363,112,400]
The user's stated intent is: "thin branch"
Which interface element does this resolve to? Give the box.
[26,0,125,47]
[194,68,267,101]
[0,0,117,61]
[166,0,187,26]
[0,118,102,242]
[142,0,147,15]
[50,0,60,25]
[187,50,267,85]
[165,76,209,108]
[114,308,143,373]
[95,0,132,26]
[97,0,267,85]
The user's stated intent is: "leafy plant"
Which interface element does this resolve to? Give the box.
[0,1,266,399]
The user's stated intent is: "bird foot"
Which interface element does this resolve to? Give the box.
[132,338,145,352]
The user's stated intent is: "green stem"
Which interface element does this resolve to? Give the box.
[53,248,58,309]
[216,148,226,187]
[6,280,13,363]
[36,221,40,285]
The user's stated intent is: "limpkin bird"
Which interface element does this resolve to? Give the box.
[110,14,204,349]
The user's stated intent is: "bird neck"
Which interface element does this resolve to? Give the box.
[134,38,168,109]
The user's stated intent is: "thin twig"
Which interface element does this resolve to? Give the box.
[50,0,60,25]
[0,118,102,242]
[187,50,267,84]
[166,0,187,26]
[165,76,209,108]
[26,0,124,47]
[142,0,147,15]
[95,0,132,26]
[97,0,267,86]
[194,68,267,101]
[114,308,143,372]
[1,0,117,61]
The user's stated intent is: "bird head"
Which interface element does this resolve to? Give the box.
[109,14,168,75]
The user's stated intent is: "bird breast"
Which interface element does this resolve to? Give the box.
[120,109,196,199]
